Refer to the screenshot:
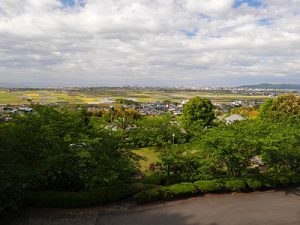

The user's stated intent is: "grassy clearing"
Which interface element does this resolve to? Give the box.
[133,148,161,172]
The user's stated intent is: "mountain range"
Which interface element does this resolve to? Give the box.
[239,83,300,90]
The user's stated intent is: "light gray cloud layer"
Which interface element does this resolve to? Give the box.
[0,0,299,87]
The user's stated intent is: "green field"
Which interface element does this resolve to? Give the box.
[0,88,268,106]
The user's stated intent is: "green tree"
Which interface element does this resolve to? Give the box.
[200,121,264,177]
[0,105,138,208]
[259,94,300,120]
[260,122,300,173]
[127,114,187,148]
[182,97,215,133]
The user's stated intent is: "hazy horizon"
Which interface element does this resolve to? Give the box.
[0,0,299,87]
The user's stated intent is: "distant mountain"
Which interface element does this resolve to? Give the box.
[239,83,300,90]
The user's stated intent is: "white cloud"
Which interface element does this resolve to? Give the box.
[185,0,235,15]
[0,0,299,87]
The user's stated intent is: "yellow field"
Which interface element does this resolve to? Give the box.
[0,89,268,106]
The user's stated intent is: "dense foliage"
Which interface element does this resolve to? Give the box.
[259,93,300,120]
[126,114,187,148]
[0,105,138,209]
[182,96,215,133]
[1,94,300,209]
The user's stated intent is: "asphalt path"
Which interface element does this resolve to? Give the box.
[2,188,300,225]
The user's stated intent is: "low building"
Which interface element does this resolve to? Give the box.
[224,114,245,123]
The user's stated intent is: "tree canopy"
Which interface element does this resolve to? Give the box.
[259,93,300,120]
[0,105,139,208]
[182,97,215,132]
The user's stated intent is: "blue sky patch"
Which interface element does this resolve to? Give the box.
[257,18,273,26]
[181,28,198,37]
[233,0,266,8]
[60,0,86,8]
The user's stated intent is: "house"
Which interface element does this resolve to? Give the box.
[224,114,245,123]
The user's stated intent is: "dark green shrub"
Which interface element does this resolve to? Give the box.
[133,183,198,204]
[165,183,198,198]
[290,174,300,185]
[23,191,106,208]
[225,179,247,192]
[133,188,165,204]
[23,182,140,208]
[100,181,139,203]
[246,179,262,190]
[262,176,279,188]
[193,180,223,193]
[277,175,290,186]
[142,173,166,185]
[165,174,183,185]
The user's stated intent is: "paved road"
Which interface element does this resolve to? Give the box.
[2,188,300,225]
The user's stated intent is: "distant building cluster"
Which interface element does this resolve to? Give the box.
[0,105,33,122]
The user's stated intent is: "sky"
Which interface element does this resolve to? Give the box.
[0,0,299,87]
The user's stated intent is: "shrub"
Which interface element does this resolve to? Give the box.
[23,191,106,208]
[193,180,223,193]
[262,176,279,188]
[133,183,198,204]
[225,179,247,192]
[141,173,166,185]
[23,182,139,208]
[105,183,134,202]
[290,174,300,185]
[277,175,290,186]
[165,183,198,198]
[165,174,183,185]
[246,179,263,190]
[133,188,165,204]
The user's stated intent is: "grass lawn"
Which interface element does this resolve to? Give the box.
[132,147,161,172]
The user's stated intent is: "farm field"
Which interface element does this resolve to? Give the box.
[0,88,268,106]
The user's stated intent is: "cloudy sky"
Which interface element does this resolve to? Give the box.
[0,0,299,87]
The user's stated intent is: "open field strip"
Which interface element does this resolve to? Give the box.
[0,89,269,105]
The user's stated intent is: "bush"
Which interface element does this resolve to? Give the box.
[246,179,263,190]
[225,179,247,192]
[193,180,223,193]
[262,176,279,188]
[290,174,300,185]
[23,182,139,208]
[277,175,290,186]
[133,183,198,204]
[141,173,166,185]
[23,191,106,208]
[165,174,183,185]
[165,183,198,198]
[133,188,166,204]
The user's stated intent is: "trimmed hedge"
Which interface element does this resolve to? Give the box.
[262,176,279,188]
[133,188,167,204]
[246,179,262,190]
[290,174,300,185]
[133,183,198,204]
[193,180,223,193]
[141,173,167,185]
[23,183,141,208]
[23,173,300,207]
[225,179,247,192]
[166,183,198,197]
[23,191,105,208]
